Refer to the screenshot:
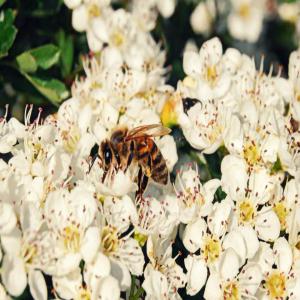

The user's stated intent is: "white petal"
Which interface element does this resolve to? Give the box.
[182,218,207,253]
[96,276,120,300]
[183,51,202,76]
[221,155,248,200]
[1,227,21,256]
[118,238,144,276]
[64,0,81,9]
[208,200,231,237]
[203,272,222,300]
[52,269,82,300]
[142,264,168,299]
[223,230,246,265]
[199,37,222,66]
[184,255,207,296]
[238,225,259,259]
[110,259,131,291]
[219,248,239,280]
[0,202,17,235]
[91,17,108,42]
[157,0,175,17]
[72,5,88,32]
[273,237,292,274]
[87,30,103,53]
[249,242,274,274]
[239,263,262,295]
[28,270,47,300]
[81,226,100,264]
[256,207,280,241]
[85,252,111,290]
[2,255,27,297]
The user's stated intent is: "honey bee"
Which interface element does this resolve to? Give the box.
[90,124,171,196]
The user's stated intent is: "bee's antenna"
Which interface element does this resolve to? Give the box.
[88,154,99,174]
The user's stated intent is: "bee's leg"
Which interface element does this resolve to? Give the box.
[136,167,149,201]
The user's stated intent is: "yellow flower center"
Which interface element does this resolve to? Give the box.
[88,4,101,17]
[239,4,250,18]
[63,226,81,253]
[265,271,286,299]
[111,31,124,47]
[202,236,221,264]
[101,226,119,255]
[21,243,37,266]
[32,142,45,161]
[238,199,255,225]
[243,141,261,166]
[62,126,81,154]
[273,202,288,230]
[206,65,217,86]
[134,231,148,247]
[76,288,91,300]
[160,97,178,128]
[223,281,240,300]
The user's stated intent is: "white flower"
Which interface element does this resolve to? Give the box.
[53,253,120,300]
[1,228,47,299]
[42,185,98,276]
[177,98,234,153]
[222,166,281,242]
[288,48,300,122]
[227,0,265,42]
[190,0,216,35]
[67,0,112,52]
[143,236,186,300]
[204,260,262,300]
[180,37,231,101]
[174,165,220,223]
[252,238,300,299]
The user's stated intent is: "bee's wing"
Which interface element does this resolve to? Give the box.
[125,124,171,141]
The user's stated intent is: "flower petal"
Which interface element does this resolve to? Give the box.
[184,254,207,296]
[28,270,47,300]
[2,255,27,297]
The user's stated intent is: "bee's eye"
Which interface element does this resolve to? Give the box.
[104,145,112,165]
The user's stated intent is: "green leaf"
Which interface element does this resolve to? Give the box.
[16,44,60,73]
[0,9,17,58]
[16,52,37,73]
[0,0,6,7]
[24,73,69,105]
[57,30,74,76]
[30,44,60,69]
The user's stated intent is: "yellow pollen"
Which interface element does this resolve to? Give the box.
[243,141,261,166]
[101,226,119,255]
[265,271,286,299]
[63,226,81,253]
[223,281,239,300]
[206,65,217,85]
[21,243,37,266]
[88,4,101,17]
[160,96,178,128]
[76,288,91,300]
[182,76,197,88]
[273,202,288,230]
[239,3,250,18]
[238,199,255,224]
[62,126,81,154]
[134,231,148,247]
[202,236,221,264]
[111,31,124,47]
[32,142,45,161]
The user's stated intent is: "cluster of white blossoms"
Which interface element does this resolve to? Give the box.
[0,1,300,300]
[191,0,300,42]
